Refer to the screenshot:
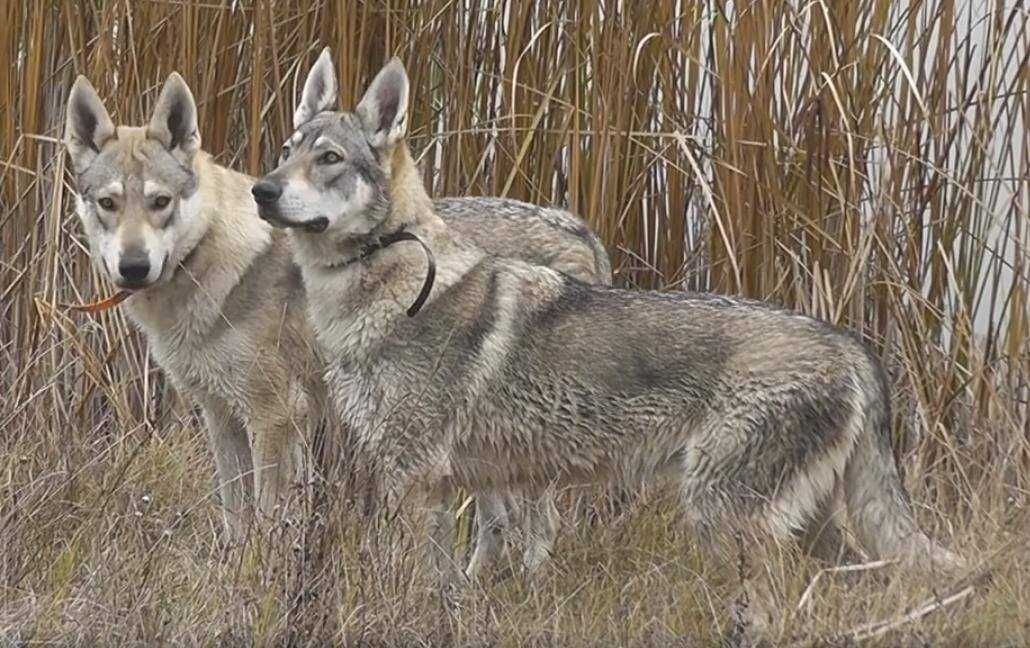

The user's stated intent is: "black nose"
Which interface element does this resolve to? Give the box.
[119,256,151,283]
[251,181,282,205]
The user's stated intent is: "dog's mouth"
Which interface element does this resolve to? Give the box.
[257,207,328,233]
[114,282,148,292]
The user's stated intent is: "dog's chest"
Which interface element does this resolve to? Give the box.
[324,353,434,442]
[145,318,255,404]
[130,231,300,412]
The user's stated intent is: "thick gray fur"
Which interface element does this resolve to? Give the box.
[258,58,964,617]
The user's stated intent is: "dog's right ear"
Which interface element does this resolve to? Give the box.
[356,57,409,151]
[294,47,338,129]
[65,76,116,174]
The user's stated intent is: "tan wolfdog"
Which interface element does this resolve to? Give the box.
[63,58,609,577]
[253,56,963,629]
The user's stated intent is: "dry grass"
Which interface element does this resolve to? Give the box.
[1,0,1028,645]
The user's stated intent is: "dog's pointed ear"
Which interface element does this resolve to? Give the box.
[65,75,116,174]
[147,72,200,160]
[356,57,409,150]
[294,47,338,129]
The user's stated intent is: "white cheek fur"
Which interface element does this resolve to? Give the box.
[73,193,86,220]
[75,194,116,278]
[278,177,373,233]
[74,193,102,232]
[141,228,168,283]
[179,190,201,223]
[98,232,120,279]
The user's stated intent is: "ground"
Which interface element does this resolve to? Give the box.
[1,404,1025,647]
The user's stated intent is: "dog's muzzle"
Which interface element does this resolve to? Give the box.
[252,180,329,232]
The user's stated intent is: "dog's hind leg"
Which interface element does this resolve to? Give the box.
[678,411,843,643]
[796,483,853,564]
[200,398,255,543]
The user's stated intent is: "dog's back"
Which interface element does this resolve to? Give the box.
[436,197,611,286]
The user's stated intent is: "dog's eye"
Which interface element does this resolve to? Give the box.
[97,197,115,210]
[280,145,291,161]
[319,151,342,165]
[153,196,171,209]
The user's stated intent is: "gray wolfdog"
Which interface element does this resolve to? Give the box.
[63,54,609,577]
[252,56,963,610]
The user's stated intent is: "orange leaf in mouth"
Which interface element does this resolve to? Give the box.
[61,290,132,314]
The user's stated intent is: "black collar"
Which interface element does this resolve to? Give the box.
[330,227,436,317]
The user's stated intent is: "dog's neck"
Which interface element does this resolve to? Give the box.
[384,144,437,234]
[294,141,482,358]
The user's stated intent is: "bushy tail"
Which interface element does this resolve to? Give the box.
[843,364,965,572]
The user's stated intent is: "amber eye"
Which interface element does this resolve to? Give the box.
[319,150,342,165]
[97,197,115,210]
[153,195,171,209]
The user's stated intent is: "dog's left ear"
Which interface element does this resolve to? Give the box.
[147,72,200,161]
[294,47,338,129]
[356,57,409,150]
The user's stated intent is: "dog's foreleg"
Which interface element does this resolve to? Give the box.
[521,487,559,579]
[467,488,560,583]
[200,398,255,543]
[250,381,307,523]
[250,412,301,523]
[424,480,463,593]
[466,492,510,581]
